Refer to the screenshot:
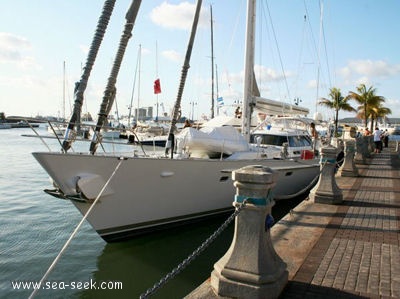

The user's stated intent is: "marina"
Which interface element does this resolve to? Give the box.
[1,0,400,298]
[2,126,398,299]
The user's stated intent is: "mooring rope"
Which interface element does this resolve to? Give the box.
[28,157,125,299]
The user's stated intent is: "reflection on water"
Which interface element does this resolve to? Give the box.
[80,218,234,299]
[79,197,304,299]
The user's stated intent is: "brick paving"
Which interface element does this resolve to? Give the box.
[280,149,400,299]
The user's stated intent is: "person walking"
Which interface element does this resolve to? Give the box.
[383,129,389,148]
[373,127,383,153]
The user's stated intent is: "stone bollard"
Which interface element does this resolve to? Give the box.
[309,146,343,204]
[211,165,288,299]
[342,126,357,140]
[363,136,372,158]
[338,140,359,177]
[354,137,367,164]
[367,135,375,154]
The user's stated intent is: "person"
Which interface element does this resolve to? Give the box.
[310,122,318,138]
[183,119,192,128]
[235,106,242,118]
[364,127,371,136]
[382,129,389,148]
[310,122,319,155]
[373,127,382,153]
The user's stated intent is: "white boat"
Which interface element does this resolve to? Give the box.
[196,113,317,159]
[32,0,320,242]
[0,123,11,129]
[101,130,122,139]
[47,122,67,136]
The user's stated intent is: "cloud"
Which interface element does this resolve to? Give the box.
[355,76,370,86]
[162,50,182,62]
[254,65,293,82]
[350,60,400,77]
[339,59,400,80]
[150,1,208,30]
[0,32,36,68]
[307,79,317,89]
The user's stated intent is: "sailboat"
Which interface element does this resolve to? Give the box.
[33,0,320,242]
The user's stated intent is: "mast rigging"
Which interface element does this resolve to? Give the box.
[61,0,117,152]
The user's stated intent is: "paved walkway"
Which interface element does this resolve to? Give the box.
[279,148,400,298]
[187,147,400,299]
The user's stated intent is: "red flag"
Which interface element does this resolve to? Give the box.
[154,78,161,94]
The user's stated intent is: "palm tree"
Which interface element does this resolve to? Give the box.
[369,104,392,129]
[347,84,386,130]
[319,87,356,136]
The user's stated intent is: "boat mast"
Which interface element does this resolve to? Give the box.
[136,44,142,124]
[210,4,215,119]
[89,0,142,155]
[61,0,116,152]
[215,64,220,116]
[155,41,159,122]
[242,0,256,141]
[127,46,141,127]
[315,0,324,115]
[62,61,66,121]
[165,0,203,158]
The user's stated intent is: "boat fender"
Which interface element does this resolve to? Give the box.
[75,173,114,200]
[160,171,174,177]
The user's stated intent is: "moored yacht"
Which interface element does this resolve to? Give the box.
[32,0,321,242]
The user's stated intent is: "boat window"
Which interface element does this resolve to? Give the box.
[250,134,312,147]
[250,134,289,146]
[289,136,313,147]
[301,136,313,146]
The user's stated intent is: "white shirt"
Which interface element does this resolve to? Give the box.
[373,129,382,142]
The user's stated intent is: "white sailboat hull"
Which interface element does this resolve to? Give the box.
[33,152,319,242]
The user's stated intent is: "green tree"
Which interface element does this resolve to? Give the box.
[348,84,385,130]
[319,87,356,136]
[369,104,391,129]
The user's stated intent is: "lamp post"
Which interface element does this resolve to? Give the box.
[294,97,302,106]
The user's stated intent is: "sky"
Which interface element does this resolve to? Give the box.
[1,0,400,122]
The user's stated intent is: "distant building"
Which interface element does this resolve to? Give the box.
[134,106,154,121]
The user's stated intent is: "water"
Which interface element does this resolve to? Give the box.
[0,127,303,299]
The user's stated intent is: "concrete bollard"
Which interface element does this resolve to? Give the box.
[309,146,343,204]
[338,140,359,177]
[342,126,357,140]
[354,137,367,164]
[367,135,375,154]
[363,136,372,158]
[211,165,288,299]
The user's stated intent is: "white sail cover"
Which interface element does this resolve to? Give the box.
[255,97,309,116]
[176,126,249,155]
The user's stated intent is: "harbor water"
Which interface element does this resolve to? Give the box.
[0,126,304,298]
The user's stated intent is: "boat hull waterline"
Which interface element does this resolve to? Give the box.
[33,152,319,242]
